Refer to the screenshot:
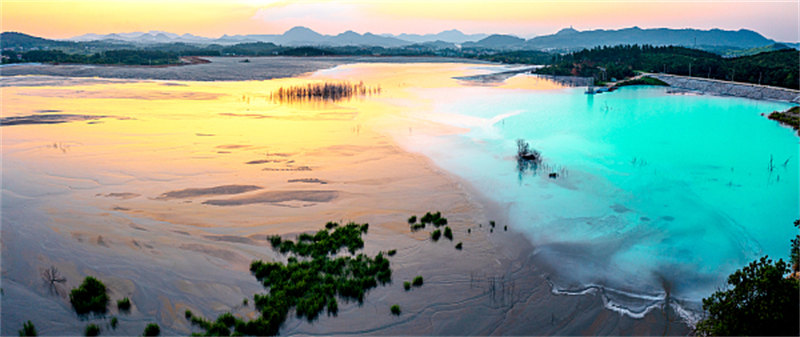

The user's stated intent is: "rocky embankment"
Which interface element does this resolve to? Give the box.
[647,73,800,103]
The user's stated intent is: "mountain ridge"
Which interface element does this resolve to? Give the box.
[4,26,791,54]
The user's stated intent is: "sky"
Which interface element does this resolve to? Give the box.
[2,0,798,42]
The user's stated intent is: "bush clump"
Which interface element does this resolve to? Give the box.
[403,282,411,291]
[117,297,131,311]
[443,227,453,241]
[110,317,118,329]
[455,242,463,250]
[190,222,392,336]
[407,216,416,224]
[412,276,424,287]
[70,276,109,315]
[420,212,447,227]
[143,323,160,336]
[431,229,441,241]
[18,320,36,336]
[387,249,397,256]
[390,305,401,316]
[84,324,100,337]
[696,256,799,336]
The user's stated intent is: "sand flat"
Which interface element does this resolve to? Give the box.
[1,62,688,335]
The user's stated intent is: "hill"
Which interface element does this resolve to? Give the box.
[462,34,526,50]
[524,27,776,51]
[535,45,799,89]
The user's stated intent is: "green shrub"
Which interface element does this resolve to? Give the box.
[18,320,36,336]
[412,276,423,287]
[696,257,799,336]
[431,230,441,241]
[490,221,496,228]
[467,228,471,234]
[390,305,401,316]
[411,223,425,231]
[117,297,131,311]
[191,221,393,336]
[184,310,193,319]
[143,323,160,336]
[455,242,463,250]
[504,225,508,231]
[70,276,109,315]
[443,227,453,240]
[387,249,397,256]
[110,317,118,329]
[407,216,416,224]
[84,324,100,337]
[403,282,411,291]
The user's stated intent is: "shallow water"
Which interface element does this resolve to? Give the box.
[392,80,799,320]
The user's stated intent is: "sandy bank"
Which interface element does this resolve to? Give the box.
[0,56,490,82]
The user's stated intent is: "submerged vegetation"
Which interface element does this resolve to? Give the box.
[190,222,392,336]
[269,81,380,103]
[70,277,109,315]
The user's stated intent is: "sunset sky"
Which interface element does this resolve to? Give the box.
[2,0,798,42]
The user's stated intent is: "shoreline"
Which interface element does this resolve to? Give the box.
[0,56,492,82]
[645,73,800,103]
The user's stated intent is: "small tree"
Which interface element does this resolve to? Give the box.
[84,324,100,337]
[696,256,799,336]
[143,323,160,336]
[18,321,36,336]
[70,276,109,315]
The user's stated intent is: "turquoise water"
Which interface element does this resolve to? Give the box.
[398,83,798,319]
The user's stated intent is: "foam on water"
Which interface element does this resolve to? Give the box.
[395,81,799,322]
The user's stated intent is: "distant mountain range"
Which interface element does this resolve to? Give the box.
[524,26,778,50]
[5,26,795,53]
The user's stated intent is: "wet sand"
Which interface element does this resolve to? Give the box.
[1,61,689,335]
[0,56,490,82]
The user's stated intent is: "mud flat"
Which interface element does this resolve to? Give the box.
[0,56,489,82]
[1,63,688,335]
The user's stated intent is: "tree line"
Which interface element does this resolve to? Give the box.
[535,45,799,89]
